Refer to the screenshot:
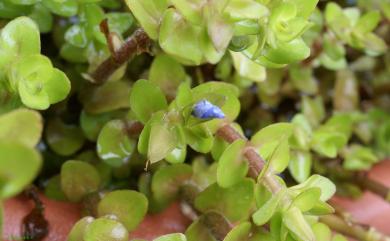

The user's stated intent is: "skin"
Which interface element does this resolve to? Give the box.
[2,160,389,240]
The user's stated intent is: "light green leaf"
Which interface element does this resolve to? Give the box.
[159,9,203,65]
[148,120,178,164]
[171,0,203,25]
[288,150,312,183]
[130,79,168,123]
[0,141,41,199]
[251,123,293,147]
[106,13,134,34]
[153,233,187,241]
[207,13,233,52]
[45,68,71,104]
[152,164,193,207]
[354,11,380,34]
[217,139,248,188]
[97,120,136,167]
[292,187,321,212]
[61,160,100,202]
[223,222,251,241]
[80,110,125,141]
[289,114,312,150]
[84,217,129,241]
[185,217,217,241]
[261,38,311,65]
[195,179,255,222]
[302,96,325,127]
[332,234,348,241]
[28,3,53,33]
[0,17,40,70]
[283,207,315,241]
[342,144,378,171]
[225,0,269,20]
[149,54,188,97]
[293,0,319,19]
[82,81,131,114]
[42,0,77,17]
[252,189,285,226]
[313,222,331,241]
[0,108,42,147]
[46,118,85,156]
[65,24,88,48]
[290,175,336,202]
[230,51,266,82]
[98,190,148,231]
[124,0,168,39]
[68,216,94,241]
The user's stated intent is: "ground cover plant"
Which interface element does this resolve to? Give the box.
[0,0,390,240]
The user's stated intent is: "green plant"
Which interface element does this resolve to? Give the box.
[1,0,390,241]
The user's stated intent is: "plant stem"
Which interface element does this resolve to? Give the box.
[355,173,390,202]
[89,28,151,84]
[125,110,388,241]
[319,214,390,241]
[215,123,389,241]
[216,123,279,193]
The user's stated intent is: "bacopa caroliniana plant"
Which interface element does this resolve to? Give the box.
[0,0,389,241]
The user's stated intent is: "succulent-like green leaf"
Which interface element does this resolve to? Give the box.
[130,79,168,124]
[252,189,285,226]
[312,222,331,241]
[217,139,248,188]
[195,179,255,222]
[288,150,312,183]
[46,118,85,156]
[61,160,101,202]
[283,207,315,241]
[230,51,266,82]
[0,17,40,70]
[149,54,188,97]
[152,164,193,207]
[159,8,203,65]
[0,141,41,199]
[225,0,269,20]
[124,0,168,39]
[42,0,77,17]
[82,81,131,114]
[83,216,129,241]
[290,175,336,202]
[97,120,136,167]
[98,190,148,231]
[223,222,251,241]
[68,216,94,241]
[0,108,42,147]
[292,187,321,212]
[153,233,187,241]
[342,144,378,171]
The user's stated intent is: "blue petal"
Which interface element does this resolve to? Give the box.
[192,100,225,119]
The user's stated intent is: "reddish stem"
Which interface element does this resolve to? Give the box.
[90,28,151,84]
[216,124,264,179]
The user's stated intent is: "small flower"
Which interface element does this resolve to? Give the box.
[192,99,225,119]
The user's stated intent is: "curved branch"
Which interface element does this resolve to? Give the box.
[89,28,151,84]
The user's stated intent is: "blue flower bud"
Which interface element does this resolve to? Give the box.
[192,99,225,119]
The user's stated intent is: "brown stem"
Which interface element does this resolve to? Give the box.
[22,186,49,241]
[355,173,390,202]
[89,28,151,84]
[320,214,390,241]
[216,124,264,179]
[215,123,388,241]
[99,19,118,60]
[123,120,388,241]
